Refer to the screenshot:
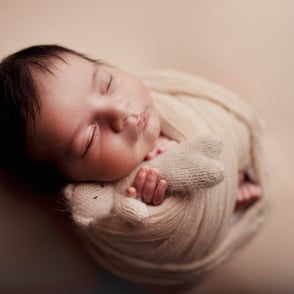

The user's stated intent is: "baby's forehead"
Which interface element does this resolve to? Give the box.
[31,54,92,91]
[29,58,64,95]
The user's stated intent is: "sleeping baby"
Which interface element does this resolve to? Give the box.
[0,44,269,288]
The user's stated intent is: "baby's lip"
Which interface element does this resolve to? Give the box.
[136,107,149,136]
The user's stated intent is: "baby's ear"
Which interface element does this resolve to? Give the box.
[63,183,114,226]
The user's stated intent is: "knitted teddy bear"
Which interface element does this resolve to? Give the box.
[63,136,225,226]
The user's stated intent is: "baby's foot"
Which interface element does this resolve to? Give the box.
[235,172,262,211]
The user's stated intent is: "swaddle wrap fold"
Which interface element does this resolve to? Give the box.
[63,70,271,286]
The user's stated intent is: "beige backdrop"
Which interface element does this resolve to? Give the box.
[0,0,293,293]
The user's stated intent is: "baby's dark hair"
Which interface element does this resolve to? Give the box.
[0,44,96,192]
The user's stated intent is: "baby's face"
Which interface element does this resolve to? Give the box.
[28,53,160,182]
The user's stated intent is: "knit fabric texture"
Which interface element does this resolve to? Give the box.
[63,70,271,287]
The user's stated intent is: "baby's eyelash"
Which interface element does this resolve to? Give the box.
[106,74,114,93]
[83,125,98,157]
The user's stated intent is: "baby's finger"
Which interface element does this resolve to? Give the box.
[142,168,158,204]
[152,180,168,205]
[127,187,137,198]
[133,166,149,197]
[145,150,157,160]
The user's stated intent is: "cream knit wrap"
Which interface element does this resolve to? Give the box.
[63,70,271,287]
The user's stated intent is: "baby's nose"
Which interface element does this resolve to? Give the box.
[111,117,125,132]
[105,100,128,132]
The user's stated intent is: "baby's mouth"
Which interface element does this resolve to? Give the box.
[136,107,149,136]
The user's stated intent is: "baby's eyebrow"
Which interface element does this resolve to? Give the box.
[91,61,101,91]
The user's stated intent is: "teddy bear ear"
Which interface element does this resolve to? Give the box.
[62,184,74,200]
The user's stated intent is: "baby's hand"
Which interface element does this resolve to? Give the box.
[127,166,168,205]
[145,136,178,160]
